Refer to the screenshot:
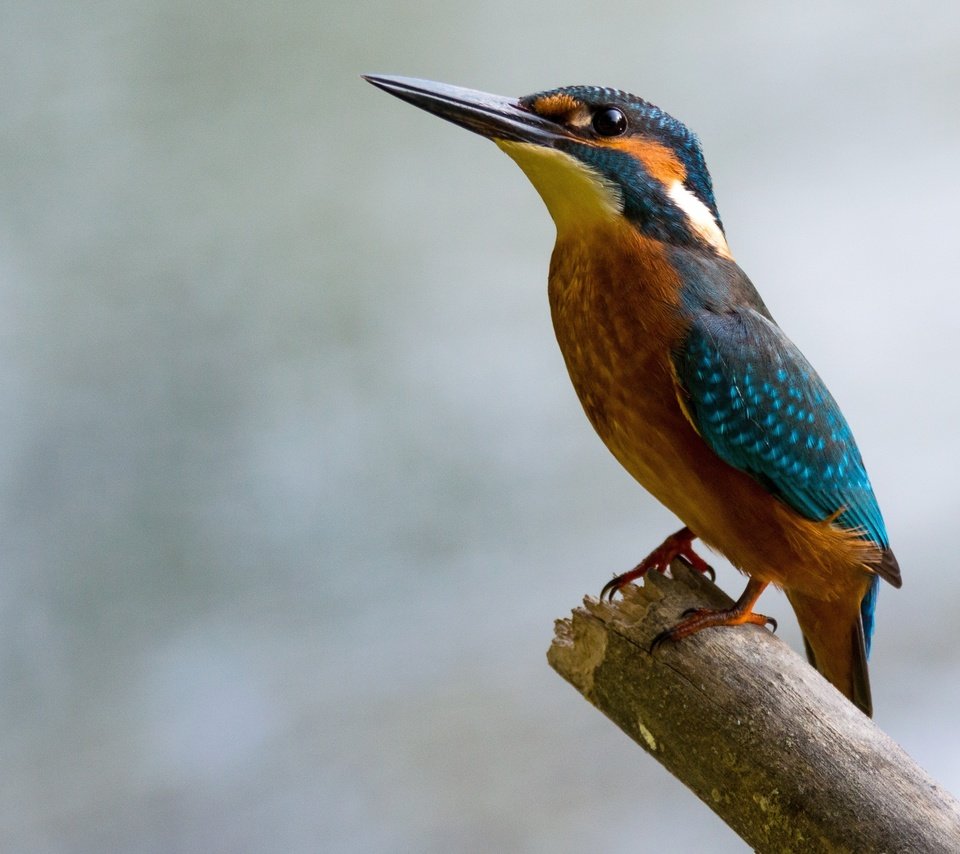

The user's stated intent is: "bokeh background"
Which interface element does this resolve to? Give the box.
[3,1,959,851]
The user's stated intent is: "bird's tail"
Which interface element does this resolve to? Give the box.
[786,588,873,717]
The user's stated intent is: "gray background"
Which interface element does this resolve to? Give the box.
[3,0,959,851]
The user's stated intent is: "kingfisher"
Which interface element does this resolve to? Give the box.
[364,74,901,717]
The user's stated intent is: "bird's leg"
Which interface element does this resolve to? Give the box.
[651,577,775,651]
[600,526,714,602]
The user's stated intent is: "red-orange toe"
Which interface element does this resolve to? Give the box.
[650,578,776,651]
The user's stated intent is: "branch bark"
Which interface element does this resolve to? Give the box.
[547,564,960,853]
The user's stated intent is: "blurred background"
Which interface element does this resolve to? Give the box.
[2,0,959,851]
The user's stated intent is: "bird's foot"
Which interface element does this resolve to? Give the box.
[600,526,714,602]
[650,578,775,651]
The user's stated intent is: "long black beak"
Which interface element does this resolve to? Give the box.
[362,75,565,147]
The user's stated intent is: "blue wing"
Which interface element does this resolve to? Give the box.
[673,309,901,652]
[674,308,889,549]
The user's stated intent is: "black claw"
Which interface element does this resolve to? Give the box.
[600,578,619,602]
[649,627,675,653]
[767,617,778,633]
[674,553,716,582]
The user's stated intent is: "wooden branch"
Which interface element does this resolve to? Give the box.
[548,564,960,853]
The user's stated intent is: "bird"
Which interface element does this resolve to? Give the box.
[363,74,901,717]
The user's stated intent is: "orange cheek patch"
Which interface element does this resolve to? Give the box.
[607,138,686,185]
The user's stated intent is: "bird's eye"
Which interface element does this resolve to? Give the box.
[592,107,627,137]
